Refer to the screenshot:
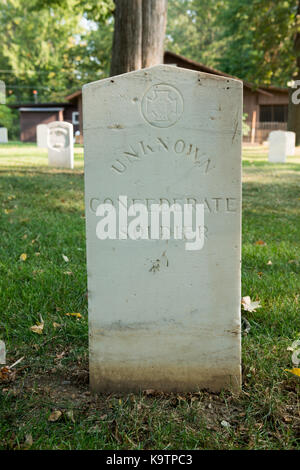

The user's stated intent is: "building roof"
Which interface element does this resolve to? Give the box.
[9,102,73,109]
[65,90,82,101]
[63,51,288,101]
[164,51,285,96]
[164,51,236,79]
[19,107,64,112]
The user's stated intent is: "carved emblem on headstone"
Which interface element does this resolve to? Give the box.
[48,125,69,150]
[141,84,183,128]
[47,121,74,169]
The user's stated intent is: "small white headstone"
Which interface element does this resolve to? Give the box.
[36,124,48,148]
[0,127,8,143]
[47,121,74,169]
[0,340,6,364]
[268,130,296,163]
[83,65,243,393]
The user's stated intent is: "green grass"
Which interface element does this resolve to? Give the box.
[0,143,299,450]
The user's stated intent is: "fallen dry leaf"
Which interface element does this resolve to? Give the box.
[241,296,262,313]
[255,240,266,246]
[30,322,44,334]
[55,351,66,360]
[20,253,27,261]
[53,322,61,329]
[0,366,12,381]
[285,368,300,377]
[62,254,69,262]
[65,312,82,318]
[283,415,293,423]
[48,410,62,422]
[267,260,272,265]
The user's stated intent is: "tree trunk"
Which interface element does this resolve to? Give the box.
[110,0,168,77]
[141,0,168,68]
[288,0,300,145]
[110,0,143,76]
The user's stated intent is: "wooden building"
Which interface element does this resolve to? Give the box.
[10,102,78,142]
[64,90,83,144]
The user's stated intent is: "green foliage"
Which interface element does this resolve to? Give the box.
[0,0,82,102]
[76,0,114,22]
[242,114,250,136]
[216,0,298,86]
[167,0,298,86]
[0,0,114,103]
[166,0,228,68]
[69,20,114,84]
[31,0,115,22]
[0,105,13,129]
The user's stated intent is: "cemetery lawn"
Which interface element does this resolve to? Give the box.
[0,143,299,450]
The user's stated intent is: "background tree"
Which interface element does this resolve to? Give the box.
[0,0,82,102]
[0,105,13,130]
[218,0,297,87]
[0,0,114,103]
[2,0,300,142]
[110,0,168,76]
[166,0,227,68]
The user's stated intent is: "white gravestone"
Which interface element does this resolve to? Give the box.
[47,121,74,169]
[268,130,296,163]
[83,65,243,393]
[36,124,48,148]
[0,127,8,143]
[0,340,5,364]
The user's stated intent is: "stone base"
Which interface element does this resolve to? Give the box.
[89,326,241,394]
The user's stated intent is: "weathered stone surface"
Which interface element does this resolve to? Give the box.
[83,65,243,393]
[36,124,48,148]
[47,121,74,168]
[0,340,5,364]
